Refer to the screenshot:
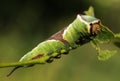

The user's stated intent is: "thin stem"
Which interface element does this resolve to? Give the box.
[0,56,49,68]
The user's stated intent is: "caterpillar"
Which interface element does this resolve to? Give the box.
[7,14,101,76]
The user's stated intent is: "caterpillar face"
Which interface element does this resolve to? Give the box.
[78,15,101,35]
[89,21,101,35]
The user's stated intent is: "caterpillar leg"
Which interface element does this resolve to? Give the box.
[54,54,61,59]
[46,57,54,63]
[7,66,22,77]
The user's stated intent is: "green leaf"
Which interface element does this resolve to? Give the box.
[90,24,116,61]
[115,33,120,39]
[90,39,100,51]
[91,39,117,61]
[98,50,117,61]
[84,6,95,17]
[95,24,114,43]
[85,6,117,61]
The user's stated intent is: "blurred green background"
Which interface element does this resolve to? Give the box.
[0,0,120,81]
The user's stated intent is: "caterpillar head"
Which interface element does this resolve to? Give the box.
[79,15,101,35]
[89,21,101,35]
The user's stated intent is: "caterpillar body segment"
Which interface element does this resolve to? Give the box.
[7,14,101,76]
[20,40,70,62]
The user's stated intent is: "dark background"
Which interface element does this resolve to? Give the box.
[0,0,120,81]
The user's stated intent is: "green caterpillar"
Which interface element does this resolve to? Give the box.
[7,14,100,76]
